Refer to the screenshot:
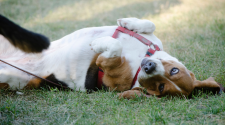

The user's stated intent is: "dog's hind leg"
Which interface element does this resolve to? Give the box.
[91,37,133,91]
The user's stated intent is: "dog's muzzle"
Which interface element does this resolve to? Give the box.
[141,58,156,74]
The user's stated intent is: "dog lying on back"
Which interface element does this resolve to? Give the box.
[0,14,49,53]
[0,17,223,98]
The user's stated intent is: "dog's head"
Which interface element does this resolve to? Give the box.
[138,51,222,97]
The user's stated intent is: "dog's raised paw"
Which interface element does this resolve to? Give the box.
[91,36,122,58]
[117,18,156,34]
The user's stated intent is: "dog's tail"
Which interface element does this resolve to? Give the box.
[0,14,50,53]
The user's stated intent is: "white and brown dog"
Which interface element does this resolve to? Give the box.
[0,17,223,98]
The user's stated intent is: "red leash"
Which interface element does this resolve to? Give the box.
[97,26,160,89]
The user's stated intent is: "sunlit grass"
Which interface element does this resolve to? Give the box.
[149,0,225,40]
[0,0,225,124]
[38,0,146,23]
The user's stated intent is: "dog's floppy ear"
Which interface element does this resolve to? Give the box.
[194,77,220,88]
[189,70,220,89]
[193,77,224,95]
[188,70,224,96]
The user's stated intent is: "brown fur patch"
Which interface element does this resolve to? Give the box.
[118,89,143,99]
[24,78,42,89]
[96,56,133,91]
[0,83,9,89]
[118,87,151,99]
[24,74,69,90]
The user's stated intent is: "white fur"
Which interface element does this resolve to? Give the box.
[16,91,24,95]
[91,36,122,58]
[150,51,183,65]
[0,18,164,91]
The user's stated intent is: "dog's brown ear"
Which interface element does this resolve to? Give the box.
[192,77,223,95]
[188,70,222,93]
[194,77,220,88]
[188,70,224,98]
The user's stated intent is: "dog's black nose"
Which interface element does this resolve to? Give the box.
[143,61,156,74]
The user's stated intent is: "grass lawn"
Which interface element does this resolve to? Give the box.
[0,0,225,124]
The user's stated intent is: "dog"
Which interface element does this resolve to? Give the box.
[0,17,223,98]
[0,14,50,53]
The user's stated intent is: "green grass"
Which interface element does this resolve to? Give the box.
[0,0,225,124]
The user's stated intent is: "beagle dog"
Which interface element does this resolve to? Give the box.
[0,17,223,98]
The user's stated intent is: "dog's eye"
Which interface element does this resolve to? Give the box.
[158,84,164,93]
[170,68,179,75]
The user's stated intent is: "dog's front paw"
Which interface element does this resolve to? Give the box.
[117,90,143,99]
[91,36,122,58]
[117,18,155,34]
[118,87,152,99]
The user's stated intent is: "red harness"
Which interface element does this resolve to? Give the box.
[97,26,160,89]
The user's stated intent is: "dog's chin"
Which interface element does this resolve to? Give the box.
[137,69,149,81]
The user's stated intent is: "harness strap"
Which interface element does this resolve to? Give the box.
[113,26,159,57]
[97,68,104,89]
[114,26,160,50]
